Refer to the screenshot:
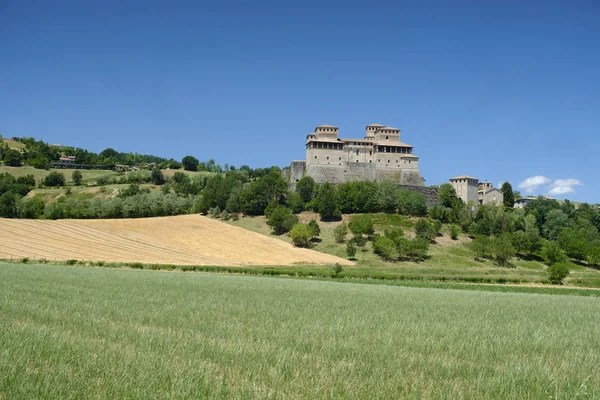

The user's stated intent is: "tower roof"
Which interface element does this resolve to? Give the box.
[316,124,338,128]
[450,175,478,181]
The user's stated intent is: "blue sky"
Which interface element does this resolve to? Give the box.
[1,1,599,202]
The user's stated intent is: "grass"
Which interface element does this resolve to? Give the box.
[1,139,26,151]
[225,213,600,288]
[0,165,117,182]
[1,263,599,399]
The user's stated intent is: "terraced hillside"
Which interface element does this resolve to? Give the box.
[0,215,350,266]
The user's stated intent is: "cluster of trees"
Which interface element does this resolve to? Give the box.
[0,173,37,218]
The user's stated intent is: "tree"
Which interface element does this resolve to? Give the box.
[287,192,304,214]
[500,182,515,208]
[3,149,23,167]
[348,215,374,237]
[543,242,566,265]
[543,209,570,241]
[470,236,492,260]
[43,172,66,187]
[511,230,528,254]
[450,225,460,240]
[525,227,543,255]
[267,206,297,234]
[491,233,515,266]
[307,219,321,239]
[17,197,45,218]
[151,167,165,185]
[72,170,83,186]
[376,181,400,213]
[0,191,18,218]
[346,241,357,259]
[438,183,459,208]
[547,263,569,284]
[558,228,590,262]
[373,236,396,261]
[181,156,199,171]
[316,183,341,221]
[296,176,315,203]
[588,246,600,267]
[290,223,312,247]
[334,223,348,243]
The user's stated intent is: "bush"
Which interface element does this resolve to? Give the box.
[543,241,566,266]
[397,238,430,261]
[267,206,298,234]
[346,241,357,259]
[588,246,600,267]
[290,223,312,247]
[220,210,230,220]
[43,171,66,187]
[334,223,348,243]
[230,212,239,221]
[209,206,221,218]
[151,167,165,185]
[373,236,397,261]
[491,234,515,266]
[433,219,443,236]
[384,228,404,245]
[332,263,344,275]
[352,235,367,248]
[547,262,570,284]
[66,259,78,265]
[348,215,374,236]
[414,219,436,241]
[450,225,460,240]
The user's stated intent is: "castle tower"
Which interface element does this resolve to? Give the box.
[365,123,384,140]
[374,126,400,142]
[449,175,479,205]
[313,124,339,141]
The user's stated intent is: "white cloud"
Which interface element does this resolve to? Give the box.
[547,179,583,195]
[517,176,551,193]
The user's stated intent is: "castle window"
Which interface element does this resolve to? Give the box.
[386,136,388,140]
[327,156,329,160]
[339,157,341,160]
[356,150,359,155]
[356,160,359,162]
[315,156,317,159]
[370,160,372,163]
[369,150,372,155]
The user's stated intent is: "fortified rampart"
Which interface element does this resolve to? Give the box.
[398,185,440,208]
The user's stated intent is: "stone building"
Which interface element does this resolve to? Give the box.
[288,123,424,187]
[449,176,504,206]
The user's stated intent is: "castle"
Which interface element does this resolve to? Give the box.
[288,123,424,187]
[449,175,504,206]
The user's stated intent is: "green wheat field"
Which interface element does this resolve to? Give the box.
[1,263,599,399]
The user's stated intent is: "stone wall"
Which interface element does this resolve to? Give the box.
[303,163,424,187]
[287,160,306,191]
[398,184,440,208]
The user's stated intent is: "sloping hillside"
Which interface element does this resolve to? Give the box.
[0,215,351,266]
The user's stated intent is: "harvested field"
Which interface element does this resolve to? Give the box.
[0,215,351,266]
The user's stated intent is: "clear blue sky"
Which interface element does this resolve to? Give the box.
[1,1,599,202]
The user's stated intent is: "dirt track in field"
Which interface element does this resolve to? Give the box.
[0,215,352,266]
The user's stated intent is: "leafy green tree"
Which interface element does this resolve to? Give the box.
[397,238,430,261]
[450,225,460,240]
[543,242,566,265]
[491,233,515,266]
[543,209,570,240]
[558,228,590,262]
[316,182,341,221]
[0,191,18,218]
[376,181,400,213]
[334,223,348,243]
[348,215,374,237]
[17,197,45,218]
[373,236,397,261]
[72,170,83,186]
[470,236,492,260]
[438,183,459,208]
[307,219,321,239]
[3,149,23,167]
[296,176,315,204]
[346,241,357,258]
[500,181,515,208]
[239,171,288,216]
[384,228,405,245]
[151,167,165,185]
[267,206,297,234]
[511,230,528,254]
[181,155,199,171]
[287,192,304,214]
[414,219,436,241]
[43,172,66,187]
[525,196,560,230]
[587,246,600,266]
[290,223,312,247]
[547,263,569,284]
[525,227,543,255]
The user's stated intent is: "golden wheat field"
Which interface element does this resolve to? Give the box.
[0,215,351,266]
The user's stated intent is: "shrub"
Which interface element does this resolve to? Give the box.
[414,219,436,242]
[543,241,566,266]
[267,206,298,234]
[66,259,78,265]
[384,228,404,245]
[588,246,600,267]
[346,241,357,259]
[332,263,344,275]
[348,215,374,236]
[547,262,570,284]
[289,223,312,248]
[43,171,66,187]
[373,236,397,261]
[209,206,221,218]
[151,167,165,185]
[352,235,367,248]
[450,225,460,240]
[220,210,230,221]
[230,212,240,221]
[334,223,348,243]
[397,238,430,261]
[433,219,443,236]
[21,257,29,264]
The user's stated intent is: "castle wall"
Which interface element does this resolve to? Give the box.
[287,160,306,191]
[304,163,423,187]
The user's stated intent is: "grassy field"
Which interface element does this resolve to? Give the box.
[226,213,600,288]
[1,264,599,399]
[0,165,115,182]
